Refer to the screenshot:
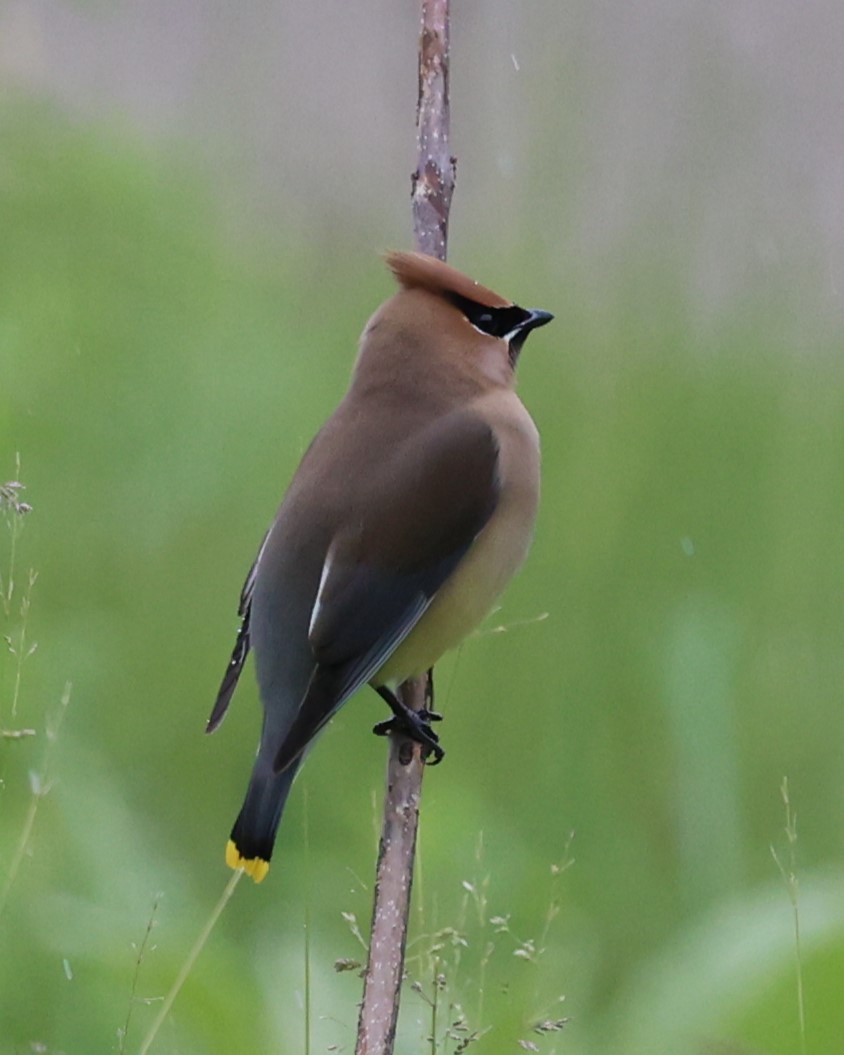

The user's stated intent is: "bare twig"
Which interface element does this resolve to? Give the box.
[356,678,428,1054]
[411,0,455,261]
[355,3,455,1052]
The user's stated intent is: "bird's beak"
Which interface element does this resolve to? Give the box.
[506,306,554,360]
[523,308,554,332]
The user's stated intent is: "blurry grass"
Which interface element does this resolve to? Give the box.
[770,778,807,1055]
[0,464,35,729]
[394,831,574,1052]
[0,465,71,927]
[0,680,71,920]
[3,97,844,1054]
[0,465,38,915]
[337,830,574,1053]
[137,869,244,1055]
[117,892,162,1054]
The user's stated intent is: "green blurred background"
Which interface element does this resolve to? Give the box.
[3,2,844,1053]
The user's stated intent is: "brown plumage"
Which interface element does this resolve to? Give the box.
[385,250,511,307]
[208,251,552,882]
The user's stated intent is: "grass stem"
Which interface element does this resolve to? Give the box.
[137,868,243,1055]
[119,894,163,1054]
[771,776,807,1055]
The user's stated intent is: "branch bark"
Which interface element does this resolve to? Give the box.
[355,4,454,1053]
[411,0,455,262]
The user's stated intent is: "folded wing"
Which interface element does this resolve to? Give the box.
[274,411,501,771]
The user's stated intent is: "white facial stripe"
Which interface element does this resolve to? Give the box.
[468,320,512,341]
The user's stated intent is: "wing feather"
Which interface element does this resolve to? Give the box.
[206,530,269,733]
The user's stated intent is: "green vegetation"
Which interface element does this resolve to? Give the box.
[3,101,844,1054]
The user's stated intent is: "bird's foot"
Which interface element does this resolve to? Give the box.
[372,708,445,764]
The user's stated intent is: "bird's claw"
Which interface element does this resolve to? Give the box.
[372,711,445,764]
[424,741,445,765]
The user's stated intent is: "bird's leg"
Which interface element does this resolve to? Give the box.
[372,680,444,764]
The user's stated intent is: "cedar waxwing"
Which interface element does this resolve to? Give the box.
[207,251,552,882]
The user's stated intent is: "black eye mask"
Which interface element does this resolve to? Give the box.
[447,292,533,341]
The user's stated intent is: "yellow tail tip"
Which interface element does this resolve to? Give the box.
[226,839,270,883]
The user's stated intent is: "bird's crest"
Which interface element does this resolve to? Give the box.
[385,251,511,309]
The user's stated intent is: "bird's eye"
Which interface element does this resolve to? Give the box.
[447,292,514,338]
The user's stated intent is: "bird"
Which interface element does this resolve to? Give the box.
[207,250,552,882]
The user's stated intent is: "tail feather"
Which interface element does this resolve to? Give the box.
[227,760,300,883]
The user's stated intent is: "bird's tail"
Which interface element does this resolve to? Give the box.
[226,759,300,883]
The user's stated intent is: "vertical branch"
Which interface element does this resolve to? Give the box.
[355,3,454,1053]
[412,0,455,262]
[354,679,427,1055]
